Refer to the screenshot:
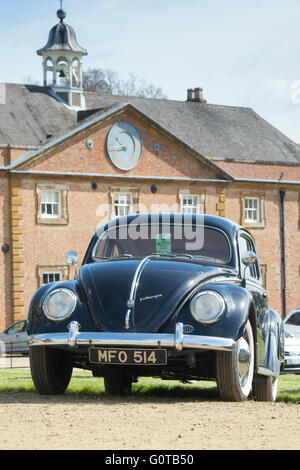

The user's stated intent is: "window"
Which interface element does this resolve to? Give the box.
[93,224,231,263]
[238,234,259,280]
[114,193,133,216]
[241,193,265,228]
[245,197,259,223]
[109,187,139,219]
[179,190,205,214]
[286,312,300,326]
[37,265,69,287]
[42,271,63,285]
[182,195,201,214]
[36,184,69,225]
[41,190,61,218]
[6,321,26,334]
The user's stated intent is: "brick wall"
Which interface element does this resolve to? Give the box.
[26,112,218,180]
[1,110,300,327]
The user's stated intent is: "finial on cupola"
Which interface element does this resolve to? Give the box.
[57,8,66,22]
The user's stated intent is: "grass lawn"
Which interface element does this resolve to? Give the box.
[0,368,299,402]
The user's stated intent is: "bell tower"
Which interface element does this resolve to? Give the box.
[37,8,88,109]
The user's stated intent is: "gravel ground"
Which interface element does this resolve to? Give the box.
[0,391,299,450]
[0,357,299,450]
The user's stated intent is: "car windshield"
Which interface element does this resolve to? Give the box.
[93,223,231,264]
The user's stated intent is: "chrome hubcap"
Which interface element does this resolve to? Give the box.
[237,322,254,395]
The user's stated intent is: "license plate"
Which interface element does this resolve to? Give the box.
[89,348,167,365]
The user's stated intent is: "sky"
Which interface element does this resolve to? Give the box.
[0,0,299,143]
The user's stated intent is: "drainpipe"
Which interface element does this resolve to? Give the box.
[279,189,286,318]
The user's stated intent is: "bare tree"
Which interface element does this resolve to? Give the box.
[22,75,41,86]
[82,68,167,99]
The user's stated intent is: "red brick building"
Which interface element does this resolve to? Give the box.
[1,9,300,329]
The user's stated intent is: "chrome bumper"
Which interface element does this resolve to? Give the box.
[29,321,236,353]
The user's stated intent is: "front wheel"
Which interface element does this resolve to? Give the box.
[30,346,73,395]
[216,320,255,401]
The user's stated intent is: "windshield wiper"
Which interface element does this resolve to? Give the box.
[193,254,216,262]
[93,256,109,261]
[151,252,194,260]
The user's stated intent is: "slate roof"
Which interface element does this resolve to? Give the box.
[84,93,300,165]
[0,84,77,148]
[5,101,232,181]
[0,83,300,165]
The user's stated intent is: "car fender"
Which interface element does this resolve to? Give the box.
[26,280,96,335]
[262,308,284,377]
[168,281,254,342]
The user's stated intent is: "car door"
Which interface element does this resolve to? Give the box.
[4,321,27,354]
[237,230,268,368]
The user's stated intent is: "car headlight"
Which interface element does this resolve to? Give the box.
[190,290,225,324]
[43,288,77,321]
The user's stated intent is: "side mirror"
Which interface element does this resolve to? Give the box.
[66,251,79,278]
[241,251,257,268]
[241,251,257,287]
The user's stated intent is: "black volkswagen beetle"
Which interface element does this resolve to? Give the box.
[27,214,284,401]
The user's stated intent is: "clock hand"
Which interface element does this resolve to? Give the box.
[109,145,127,150]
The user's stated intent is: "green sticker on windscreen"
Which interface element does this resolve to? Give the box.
[156,233,171,254]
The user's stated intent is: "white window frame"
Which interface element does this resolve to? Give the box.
[40,190,61,219]
[179,191,205,214]
[244,197,260,224]
[114,192,133,217]
[181,194,201,214]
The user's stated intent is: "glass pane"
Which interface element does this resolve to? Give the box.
[94,224,231,263]
[41,191,47,202]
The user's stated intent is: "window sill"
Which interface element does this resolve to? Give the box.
[242,222,266,229]
[37,216,68,225]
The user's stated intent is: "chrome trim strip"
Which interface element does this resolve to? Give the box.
[29,321,236,352]
[125,255,155,329]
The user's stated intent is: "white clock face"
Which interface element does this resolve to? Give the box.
[106,121,143,171]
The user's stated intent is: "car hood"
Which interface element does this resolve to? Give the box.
[79,258,233,333]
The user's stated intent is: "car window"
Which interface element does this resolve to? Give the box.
[286,312,300,326]
[93,224,231,264]
[238,234,260,280]
[6,321,25,334]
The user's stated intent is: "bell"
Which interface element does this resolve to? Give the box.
[58,70,66,78]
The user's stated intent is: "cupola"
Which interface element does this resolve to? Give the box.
[37,9,88,109]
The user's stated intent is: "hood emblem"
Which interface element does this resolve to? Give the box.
[139,294,163,302]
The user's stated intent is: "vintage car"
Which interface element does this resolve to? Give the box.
[27,213,284,401]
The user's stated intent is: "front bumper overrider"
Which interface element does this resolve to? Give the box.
[29,321,236,353]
